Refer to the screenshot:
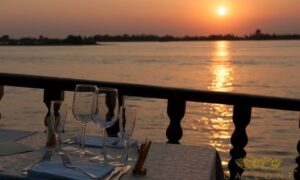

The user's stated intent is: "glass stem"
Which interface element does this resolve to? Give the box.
[122,139,129,166]
[55,134,60,153]
[101,128,108,163]
[81,123,86,152]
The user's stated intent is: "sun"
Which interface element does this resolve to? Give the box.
[217,6,227,16]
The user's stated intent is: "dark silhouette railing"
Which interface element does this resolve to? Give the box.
[0,72,300,179]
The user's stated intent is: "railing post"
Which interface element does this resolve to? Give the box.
[0,86,3,119]
[229,104,252,179]
[294,114,300,179]
[43,88,64,127]
[166,96,186,144]
[43,88,64,148]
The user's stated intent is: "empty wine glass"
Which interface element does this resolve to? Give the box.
[50,100,67,155]
[91,87,119,163]
[119,105,136,166]
[72,84,97,157]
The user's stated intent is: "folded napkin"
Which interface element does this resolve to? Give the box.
[28,161,114,180]
[75,136,138,149]
[0,141,33,156]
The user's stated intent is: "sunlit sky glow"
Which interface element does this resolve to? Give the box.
[217,7,227,16]
[0,0,300,38]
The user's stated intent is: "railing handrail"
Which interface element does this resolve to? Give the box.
[0,72,300,111]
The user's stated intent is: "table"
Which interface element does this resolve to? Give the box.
[0,129,224,179]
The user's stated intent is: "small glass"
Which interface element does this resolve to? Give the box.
[119,105,136,166]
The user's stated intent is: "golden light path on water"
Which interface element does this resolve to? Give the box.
[207,41,234,173]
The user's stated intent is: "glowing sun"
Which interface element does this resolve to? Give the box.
[217,6,227,16]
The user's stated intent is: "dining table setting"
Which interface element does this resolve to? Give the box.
[0,84,224,179]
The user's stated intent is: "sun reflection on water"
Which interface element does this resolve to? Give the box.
[207,41,234,173]
[183,41,235,176]
[209,41,234,92]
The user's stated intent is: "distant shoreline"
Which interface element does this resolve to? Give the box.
[1,39,300,46]
[0,35,97,46]
[0,43,100,46]
[1,30,300,45]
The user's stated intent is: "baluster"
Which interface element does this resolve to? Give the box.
[43,88,65,125]
[229,104,251,180]
[0,86,3,99]
[0,86,3,119]
[43,88,64,147]
[106,91,123,137]
[166,97,186,144]
[294,141,300,179]
[294,113,300,179]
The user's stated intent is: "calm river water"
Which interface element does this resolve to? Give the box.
[1,41,300,179]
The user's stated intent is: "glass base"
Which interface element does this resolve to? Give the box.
[62,146,78,152]
[71,149,94,157]
[90,155,105,162]
[90,154,122,165]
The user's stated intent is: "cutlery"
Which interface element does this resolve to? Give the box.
[21,149,52,175]
[105,165,131,180]
[60,153,98,179]
[112,165,131,180]
[104,166,123,180]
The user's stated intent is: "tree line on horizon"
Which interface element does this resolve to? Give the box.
[0,35,96,45]
[1,29,300,45]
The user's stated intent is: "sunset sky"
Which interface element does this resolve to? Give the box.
[1,0,300,38]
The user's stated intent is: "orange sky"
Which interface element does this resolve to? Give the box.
[0,0,299,38]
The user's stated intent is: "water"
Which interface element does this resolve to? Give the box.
[1,41,300,179]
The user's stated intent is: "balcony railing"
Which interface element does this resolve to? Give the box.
[1,72,300,179]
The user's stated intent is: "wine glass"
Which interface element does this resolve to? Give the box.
[50,100,67,155]
[91,87,119,163]
[119,105,136,166]
[72,84,97,157]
